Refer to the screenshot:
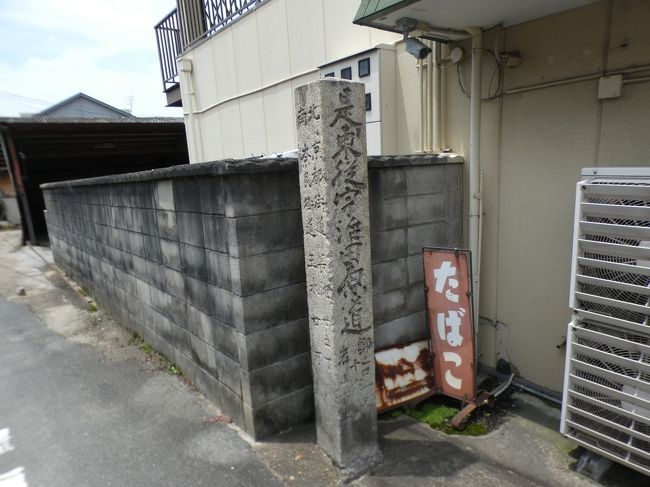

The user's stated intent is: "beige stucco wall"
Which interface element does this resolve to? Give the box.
[178,0,400,162]
[435,0,650,391]
[179,0,650,392]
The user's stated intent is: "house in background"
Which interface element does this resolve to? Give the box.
[37,92,135,119]
[154,0,650,404]
[0,93,189,244]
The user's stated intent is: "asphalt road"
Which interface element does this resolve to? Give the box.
[0,297,282,487]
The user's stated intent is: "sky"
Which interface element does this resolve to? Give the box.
[0,0,182,117]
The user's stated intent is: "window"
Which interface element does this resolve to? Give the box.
[358,58,370,77]
[324,72,335,78]
[365,93,372,111]
[340,67,352,80]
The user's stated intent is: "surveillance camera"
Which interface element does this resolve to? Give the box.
[405,37,432,60]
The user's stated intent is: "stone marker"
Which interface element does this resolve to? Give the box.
[294,79,381,476]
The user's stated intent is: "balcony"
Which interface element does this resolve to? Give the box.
[154,0,267,107]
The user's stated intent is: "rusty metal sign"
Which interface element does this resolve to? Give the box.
[375,340,434,412]
[423,248,476,402]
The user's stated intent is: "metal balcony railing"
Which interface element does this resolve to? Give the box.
[155,9,182,92]
[154,1,267,92]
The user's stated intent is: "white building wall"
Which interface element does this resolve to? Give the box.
[178,0,400,161]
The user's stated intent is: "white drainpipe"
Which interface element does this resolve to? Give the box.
[466,26,483,335]
[434,42,442,151]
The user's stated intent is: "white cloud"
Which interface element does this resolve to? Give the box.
[0,0,182,117]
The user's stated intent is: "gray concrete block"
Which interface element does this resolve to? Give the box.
[191,334,217,374]
[198,177,226,215]
[241,352,312,407]
[373,311,428,349]
[215,349,242,396]
[187,304,214,345]
[157,210,178,241]
[160,239,182,271]
[232,283,307,334]
[407,222,448,255]
[201,214,229,253]
[368,167,406,200]
[154,180,175,210]
[369,197,407,231]
[139,209,157,237]
[237,318,310,371]
[177,211,204,247]
[405,164,460,196]
[174,349,197,384]
[173,178,202,212]
[372,288,407,325]
[370,228,407,264]
[407,254,424,285]
[406,282,425,314]
[225,173,301,218]
[229,210,303,258]
[447,219,463,247]
[205,250,231,291]
[185,276,209,314]
[216,376,245,427]
[194,364,222,407]
[448,191,462,221]
[143,235,162,264]
[243,385,314,440]
[132,255,149,282]
[213,319,239,363]
[128,231,146,258]
[135,278,152,307]
[406,193,447,225]
[180,244,207,281]
[231,248,305,297]
[163,267,185,299]
[371,259,407,295]
[208,285,234,325]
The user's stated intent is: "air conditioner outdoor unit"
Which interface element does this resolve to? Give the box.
[561,167,650,477]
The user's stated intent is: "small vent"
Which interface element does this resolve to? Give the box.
[563,171,650,477]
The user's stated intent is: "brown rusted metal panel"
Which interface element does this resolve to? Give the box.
[375,340,435,412]
[423,248,476,402]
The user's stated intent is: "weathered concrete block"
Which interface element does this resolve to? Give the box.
[406,193,447,225]
[198,177,226,215]
[370,228,407,264]
[177,211,204,247]
[215,349,242,396]
[208,285,234,325]
[236,318,310,371]
[163,267,185,299]
[407,221,447,255]
[187,304,214,345]
[243,385,314,440]
[371,258,407,295]
[205,250,232,290]
[173,178,202,212]
[184,276,209,314]
[191,334,217,374]
[212,319,240,363]
[154,181,175,210]
[225,173,301,218]
[295,79,380,474]
[241,352,312,406]
[231,283,307,335]
[230,248,305,297]
[160,239,182,271]
[374,311,427,349]
[228,210,303,258]
[406,254,424,285]
[368,167,406,200]
[156,210,178,241]
[372,288,407,325]
[201,214,229,253]
[180,244,207,281]
[369,197,407,231]
[406,282,425,314]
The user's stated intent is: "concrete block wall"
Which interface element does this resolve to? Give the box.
[368,155,463,350]
[42,154,462,438]
[42,159,312,440]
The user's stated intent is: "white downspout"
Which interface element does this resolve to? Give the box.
[427,40,434,152]
[179,59,205,163]
[434,42,442,151]
[467,26,483,336]
[419,57,425,153]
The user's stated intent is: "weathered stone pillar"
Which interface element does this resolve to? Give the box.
[294,79,380,476]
